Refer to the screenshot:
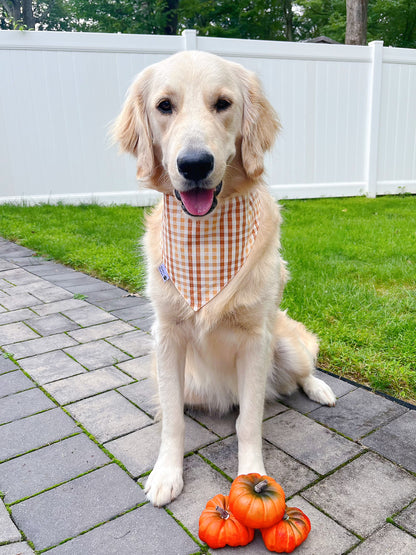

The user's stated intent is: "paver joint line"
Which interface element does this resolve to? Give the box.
[1,237,416,554]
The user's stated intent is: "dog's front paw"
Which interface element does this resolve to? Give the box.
[145,465,184,507]
[302,375,336,406]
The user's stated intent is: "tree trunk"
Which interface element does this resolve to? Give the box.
[164,0,179,35]
[0,0,21,22]
[346,0,368,45]
[283,0,294,41]
[22,0,34,29]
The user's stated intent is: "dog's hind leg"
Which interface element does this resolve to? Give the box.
[272,311,336,406]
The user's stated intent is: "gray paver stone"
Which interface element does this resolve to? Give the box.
[4,333,78,359]
[0,543,34,554]
[262,409,362,474]
[0,388,55,424]
[64,340,131,370]
[200,436,318,496]
[96,296,148,312]
[351,523,416,554]
[47,504,197,555]
[285,495,358,555]
[30,286,74,303]
[71,282,124,296]
[24,313,80,335]
[281,370,357,414]
[309,387,408,440]
[1,282,50,297]
[0,260,17,271]
[19,350,86,385]
[26,264,73,277]
[302,452,416,537]
[40,271,84,283]
[0,322,39,344]
[0,370,34,398]
[117,378,157,417]
[62,305,115,327]
[0,268,40,286]
[49,275,98,287]
[107,330,154,357]
[363,410,416,472]
[105,416,217,477]
[32,298,87,317]
[0,408,79,462]
[128,315,154,332]
[0,245,33,258]
[394,501,416,535]
[215,532,272,554]
[66,390,152,443]
[0,500,21,543]
[0,292,42,310]
[44,366,133,404]
[187,406,238,437]
[0,355,18,374]
[66,281,118,295]
[165,454,231,541]
[111,306,153,321]
[0,434,109,503]
[67,320,134,343]
[117,354,153,381]
[0,309,36,326]
[11,464,145,551]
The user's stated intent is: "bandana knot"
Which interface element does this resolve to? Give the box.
[161,191,260,311]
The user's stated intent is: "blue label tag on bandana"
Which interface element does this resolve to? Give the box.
[158,263,170,282]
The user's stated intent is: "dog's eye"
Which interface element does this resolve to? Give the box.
[215,98,232,112]
[157,99,173,114]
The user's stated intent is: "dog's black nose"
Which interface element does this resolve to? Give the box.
[177,151,214,181]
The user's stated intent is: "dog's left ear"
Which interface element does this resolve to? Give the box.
[238,68,280,179]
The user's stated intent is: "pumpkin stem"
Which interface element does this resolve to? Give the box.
[283,513,290,521]
[215,505,230,520]
[254,479,268,493]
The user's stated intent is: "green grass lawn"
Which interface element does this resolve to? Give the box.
[0,195,415,403]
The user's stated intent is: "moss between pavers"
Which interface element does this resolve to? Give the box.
[164,506,204,549]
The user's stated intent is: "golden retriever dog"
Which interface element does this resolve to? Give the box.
[114,51,336,507]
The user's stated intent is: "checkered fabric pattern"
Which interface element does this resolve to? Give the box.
[161,191,261,311]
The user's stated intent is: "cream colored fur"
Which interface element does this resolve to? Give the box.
[114,51,336,507]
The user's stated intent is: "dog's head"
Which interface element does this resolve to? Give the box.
[113,51,280,217]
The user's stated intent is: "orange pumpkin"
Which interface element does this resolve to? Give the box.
[198,493,255,549]
[228,473,285,528]
[261,506,311,553]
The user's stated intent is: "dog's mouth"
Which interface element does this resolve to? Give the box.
[174,183,222,217]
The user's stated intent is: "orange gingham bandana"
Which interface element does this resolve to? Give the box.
[160,191,261,311]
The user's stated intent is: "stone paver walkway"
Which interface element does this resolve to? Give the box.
[0,237,415,554]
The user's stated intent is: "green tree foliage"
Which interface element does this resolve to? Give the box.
[1,0,71,30]
[179,0,290,41]
[0,0,415,48]
[368,0,416,48]
[295,0,346,42]
[66,0,168,34]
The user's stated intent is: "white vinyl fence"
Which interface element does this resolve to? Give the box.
[0,29,415,205]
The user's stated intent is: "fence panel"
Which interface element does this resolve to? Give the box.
[0,30,415,205]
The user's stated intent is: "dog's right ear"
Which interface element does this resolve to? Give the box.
[112,70,154,179]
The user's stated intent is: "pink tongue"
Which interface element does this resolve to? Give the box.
[180,188,214,216]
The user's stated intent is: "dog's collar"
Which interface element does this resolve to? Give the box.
[160,191,261,311]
